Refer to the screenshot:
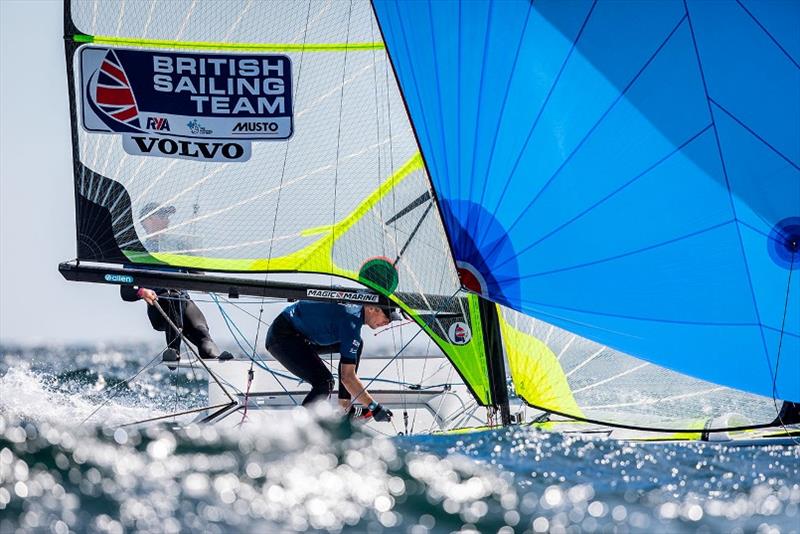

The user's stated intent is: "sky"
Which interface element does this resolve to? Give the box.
[0,0,119,344]
[0,0,425,353]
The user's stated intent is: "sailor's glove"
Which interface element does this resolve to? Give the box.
[369,402,393,422]
[347,405,371,420]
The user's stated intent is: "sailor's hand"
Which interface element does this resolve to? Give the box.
[370,402,393,422]
[137,287,158,305]
[347,405,371,420]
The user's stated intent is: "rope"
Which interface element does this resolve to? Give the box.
[152,302,236,404]
[80,347,164,425]
[238,367,256,426]
[158,294,285,306]
[771,250,798,444]
[211,293,300,404]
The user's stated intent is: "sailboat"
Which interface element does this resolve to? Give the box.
[59,0,798,442]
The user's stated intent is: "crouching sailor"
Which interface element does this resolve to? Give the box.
[265,300,400,422]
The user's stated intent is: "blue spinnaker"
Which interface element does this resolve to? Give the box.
[373,0,799,401]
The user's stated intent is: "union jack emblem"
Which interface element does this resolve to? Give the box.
[454,324,466,342]
[92,49,140,128]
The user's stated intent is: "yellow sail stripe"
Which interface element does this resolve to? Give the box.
[127,152,423,272]
[497,307,586,418]
[75,34,384,52]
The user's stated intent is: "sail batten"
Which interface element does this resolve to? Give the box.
[77,35,387,52]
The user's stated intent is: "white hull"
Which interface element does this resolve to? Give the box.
[169,354,487,434]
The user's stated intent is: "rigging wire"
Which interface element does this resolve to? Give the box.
[240,296,267,425]
[117,303,243,428]
[382,0,408,435]
[329,0,354,291]
[770,249,798,444]
[425,366,457,433]
[173,364,179,423]
[158,294,285,306]
[153,302,236,404]
[231,0,317,422]
[79,347,165,425]
[211,293,300,404]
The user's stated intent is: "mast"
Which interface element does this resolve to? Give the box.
[478,296,511,425]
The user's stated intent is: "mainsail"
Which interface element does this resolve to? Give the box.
[62,0,497,407]
[372,0,800,411]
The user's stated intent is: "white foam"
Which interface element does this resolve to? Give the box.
[0,365,166,427]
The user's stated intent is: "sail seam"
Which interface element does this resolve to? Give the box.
[471,0,598,256]
[489,123,714,271]
[519,299,770,328]
[464,1,496,242]
[470,2,533,244]
[498,219,734,283]
[583,386,726,410]
[478,12,689,259]
[424,0,454,217]
[683,0,775,394]
[709,98,799,170]
[571,362,649,394]
[734,0,800,69]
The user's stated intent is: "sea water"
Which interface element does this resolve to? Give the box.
[0,344,798,534]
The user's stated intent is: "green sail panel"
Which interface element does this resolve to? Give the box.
[64,0,491,404]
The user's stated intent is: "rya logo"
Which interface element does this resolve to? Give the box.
[146,117,171,131]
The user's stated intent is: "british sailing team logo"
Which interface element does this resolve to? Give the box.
[448,321,472,345]
[88,49,141,132]
[80,46,294,162]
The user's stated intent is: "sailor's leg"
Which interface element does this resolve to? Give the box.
[180,297,221,359]
[146,299,181,352]
[271,338,333,405]
[337,342,363,407]
[266,316,333,406]
[146,303,166,331]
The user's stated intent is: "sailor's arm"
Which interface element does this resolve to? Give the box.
[339,363,375,406]
[119,285,158,305]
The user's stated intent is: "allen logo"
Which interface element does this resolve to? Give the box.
[104,273,134,284]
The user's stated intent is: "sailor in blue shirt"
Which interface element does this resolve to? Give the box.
[265,300,400,421]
